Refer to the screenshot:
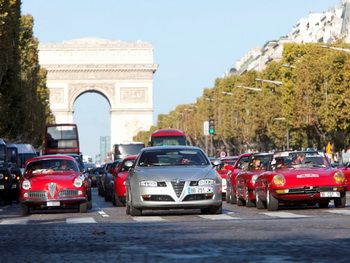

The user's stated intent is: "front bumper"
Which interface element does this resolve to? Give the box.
[273,185,346,200]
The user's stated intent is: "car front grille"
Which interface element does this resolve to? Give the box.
[58,189,80,197]
[171,180,185,198]
[25,191,47,198]
[183,194,213,201]
[305,186,317,197]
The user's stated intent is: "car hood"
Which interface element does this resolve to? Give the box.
[134,165,215,181]
[278,167,341,184]
[24,172,81,183]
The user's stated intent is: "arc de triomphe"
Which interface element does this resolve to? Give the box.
[38,38,157,146]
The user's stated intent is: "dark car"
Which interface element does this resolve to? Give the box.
[0,140,13,205]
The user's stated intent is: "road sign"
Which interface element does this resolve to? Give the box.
[203,121,209,136]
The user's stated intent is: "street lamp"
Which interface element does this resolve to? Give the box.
[255,78,283,85]
[221,91,233,96]
[320,45,350,53]
[281,64,296,69]
[236,85,262,92]
[205,98,214,102]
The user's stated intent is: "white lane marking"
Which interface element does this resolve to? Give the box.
[98,210,110,217]
[0,219,29,225]
[326,210,350,216]
[260,212,311,218]
[199,214,242,220]
[66,217,96,224]
[132,216,168,222]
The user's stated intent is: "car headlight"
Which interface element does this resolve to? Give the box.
[198,179,216,185]
[272,174,286,187]
[251,174,259,185]
[139,180,157,187]
[73,178,83,187]
[334,172,345,183]
[22,180,31,190]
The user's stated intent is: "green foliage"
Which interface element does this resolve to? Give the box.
[0,3,53,148]
[133,41,350,155]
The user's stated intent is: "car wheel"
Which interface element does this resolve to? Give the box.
[256,191,266,209]
[87,199,92,209]
[104,190,111,202]
[318,201,329,208]
[4,190,12,206]
[229,187,237,204]
[267,188,279,211]
[245,185,255,207]
[226,187,231,203]
[236,189,245,206]
[20,203,29,216]
[126,189,131,214]
[201,203,223,214]
[79,202,88,213]
[334,193,346,208]
[114,193,124,207]
[130,203,142,216]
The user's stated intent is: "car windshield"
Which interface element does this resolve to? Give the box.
[25,159,80,174]
[138,149,209,166]
[272,151,331,169]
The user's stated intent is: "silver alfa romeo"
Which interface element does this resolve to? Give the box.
[125,146,222,216]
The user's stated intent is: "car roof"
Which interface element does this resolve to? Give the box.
[140,145,202,152]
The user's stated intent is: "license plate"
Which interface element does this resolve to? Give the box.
[188,187,213,194]
[320,192,340,198]
[47,201,60,207]
[0,185,4,190]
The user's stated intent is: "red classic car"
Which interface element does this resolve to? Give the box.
[235,153,273,207]
[19,155,92,216]
[217,156,239,196]
[255,151,346,211]
[109,156,136,206]
[225,153,254,204]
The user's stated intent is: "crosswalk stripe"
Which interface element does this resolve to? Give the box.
[132,216,167,222]
[326,210,350,216]
[199,214,241,220]
[66,217,96,224]
[0,219,29,225]
[98,211,110,217]
[259,212,311,218]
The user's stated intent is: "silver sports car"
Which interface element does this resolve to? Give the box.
[125,146,222,216]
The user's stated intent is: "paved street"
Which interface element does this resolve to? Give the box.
[1,189,350,262]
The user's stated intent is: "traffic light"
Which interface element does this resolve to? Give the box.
[209,119,215,134]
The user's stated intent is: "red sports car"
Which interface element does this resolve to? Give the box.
[255,151,346,211]
[109,156,137,206]
[225,153,253,204]
[235,153,273,207]
[19,155,92,216]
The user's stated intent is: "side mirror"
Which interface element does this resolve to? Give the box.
[212,159,222,167]
[124,160,134,168]
[224,164,234,171]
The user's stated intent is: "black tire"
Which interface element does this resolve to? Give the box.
[4,190,12,206]
[236,191,245,206]
[318,201,329,208]
[256,191,266,209]
[226,187,231,203]
[104,190,111,202]
[113,193,124,207]
[230,187,237,204]
[20,203,29,216]
[79,202,88,213]
[267,188,279,211]
[334,193,346,208]
[87,199,92,209]
[126,189,131,215]
[130,203,142,216]
[245,185,255,207]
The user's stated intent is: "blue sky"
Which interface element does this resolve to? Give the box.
[21,0,338,160]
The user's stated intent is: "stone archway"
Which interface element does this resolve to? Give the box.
[38,38,157,147]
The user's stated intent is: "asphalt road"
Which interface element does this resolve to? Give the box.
[1,189,350,262]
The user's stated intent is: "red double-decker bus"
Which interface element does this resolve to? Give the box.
[149,129,187,146]
[44,123,80,155]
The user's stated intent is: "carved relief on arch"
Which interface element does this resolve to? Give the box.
[68,83,115,108]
